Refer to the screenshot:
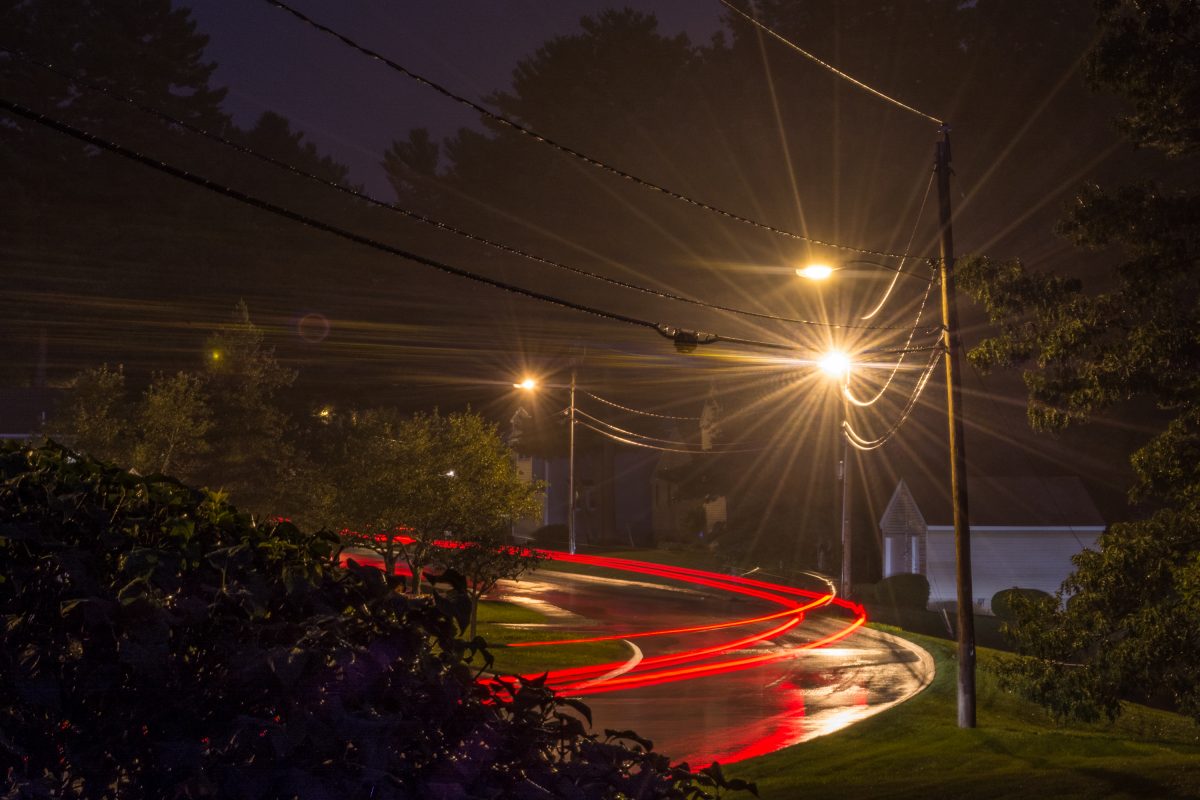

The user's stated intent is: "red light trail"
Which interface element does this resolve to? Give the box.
[345,543,867,699]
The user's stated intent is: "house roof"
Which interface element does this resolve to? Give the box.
[903,476,1105,527]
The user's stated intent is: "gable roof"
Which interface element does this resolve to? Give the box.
[904,476,1105,527]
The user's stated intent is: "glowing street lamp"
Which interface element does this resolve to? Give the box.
[819,350,851,380]
[796,263,836,281]
[516,371,578,554]
[799,128,976,728]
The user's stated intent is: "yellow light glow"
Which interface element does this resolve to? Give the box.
[514,378,538,391]
[210,350,221,362]
[796,264,836,281]
[819,351,851,379]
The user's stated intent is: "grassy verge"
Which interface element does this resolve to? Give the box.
[734,627,1200,799]
[865,604,1010,650]
[473,600,631,676]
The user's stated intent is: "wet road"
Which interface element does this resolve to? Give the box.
[494,565,933,765]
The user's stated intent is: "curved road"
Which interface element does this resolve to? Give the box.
[494,563,933,765]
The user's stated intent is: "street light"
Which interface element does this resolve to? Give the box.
[796,263,836,281]
[796,259,935,283]
[807,251,975,726]
[515,370,578,555]
[797,128,976,729]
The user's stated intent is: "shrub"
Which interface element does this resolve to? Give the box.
[0,442,751,799]
[853,582,878,604]
[877,573,931,609]
[991,587,1053,621]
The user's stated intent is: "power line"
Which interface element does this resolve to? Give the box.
[583,391,701,420]
[843,347,944,451]
[860,171,936,321]
[263,0,920,261]
[718,0,944,125]
[574,407,767,452]
[845,265,940,409]
[575,418,762,455]
[5,48,927,335]
[2,96,887,360]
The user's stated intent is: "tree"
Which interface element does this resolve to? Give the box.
[46,304,298,513]
[50,363,129,463]
[958,0,1200,722]
[335,409,543,594]
[197,301,298,513]
[130,370,212,477]
[442,533,546,639]
[1,440,751,799]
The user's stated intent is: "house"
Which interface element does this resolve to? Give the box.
[879,476,1106,611]
[509,408,658,547]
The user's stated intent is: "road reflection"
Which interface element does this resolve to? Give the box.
[496,554,933,764]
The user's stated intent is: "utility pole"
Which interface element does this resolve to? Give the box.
[935,125,976,728]
[839,437,851,597]
[568,367,577,555]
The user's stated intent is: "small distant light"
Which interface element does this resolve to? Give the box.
[796,264,836,281]
[514,378,537,391]
[820,351,852,379]
[210,350,221,361]
[445,469,456,478]
[317,406,333,420]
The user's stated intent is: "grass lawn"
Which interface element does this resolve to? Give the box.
[734,626,1200,799]
[472,600,631,676]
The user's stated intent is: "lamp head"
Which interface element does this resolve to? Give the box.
[819,350,852,379]
[796,263,836,281]
[514,377,538,391]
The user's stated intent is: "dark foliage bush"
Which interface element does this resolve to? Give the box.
[852,583,878,604]
[0,442,752,799]
[991,587,1053,622]
[876,573,931,610]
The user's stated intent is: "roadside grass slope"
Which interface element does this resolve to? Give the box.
[736,628,1200,799]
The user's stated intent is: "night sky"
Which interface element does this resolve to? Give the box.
[3,0,1161,541]
[181,1,727,197]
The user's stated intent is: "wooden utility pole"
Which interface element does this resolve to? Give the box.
[568,367,577,555]
[934,125,976,728]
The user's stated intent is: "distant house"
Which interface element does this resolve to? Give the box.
[879,477,1106,611]
[509,409,658,547]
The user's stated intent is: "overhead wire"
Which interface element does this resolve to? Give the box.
[3,49,930,335]
[583,391,702,420]
[860,171,936,321]
[574,407,767,452]
[263,0,921,261]
[0,97,946,361]
[574,418,765,455]
[844,264,940,409]
[843,346,944,451]
[717,0,944,125]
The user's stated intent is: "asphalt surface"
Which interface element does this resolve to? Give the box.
[494,567,934,765]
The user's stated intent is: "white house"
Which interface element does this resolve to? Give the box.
[879,476,1106,611]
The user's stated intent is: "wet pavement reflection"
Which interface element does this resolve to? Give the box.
[496,568,933,764]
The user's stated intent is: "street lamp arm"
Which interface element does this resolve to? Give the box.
[839,259,938,283]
